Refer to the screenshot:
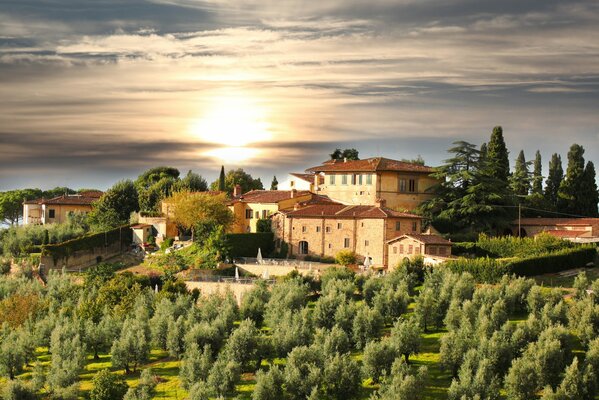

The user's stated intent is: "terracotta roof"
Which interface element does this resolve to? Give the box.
[515,218,599,226]
[388,234,451,245]
[281,204,422,219]
[542,230,589,238]
[294,194,342,207]
[290,173,324,184]
[26,191,103,206]
[233,190,312,204]
[306,157,434,173]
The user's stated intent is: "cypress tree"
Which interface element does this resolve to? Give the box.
[270,176,278,191]
[218,166,226,192]
[532,150,543,195]
[486,126,510,184]
[582,161,599,217]
[510,150,531,196]
[545,153,563,209]
[558,144,586,215]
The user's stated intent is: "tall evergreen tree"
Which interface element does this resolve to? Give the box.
[486,126,510,185]
[545,153,563,209]
[218,166,226,192]
[270,176,278,191]
[558,144,586,215]
[582,161,599,217]
[510,150,531,196]
[532,150,543,195]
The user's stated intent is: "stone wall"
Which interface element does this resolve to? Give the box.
[40,241,124,273]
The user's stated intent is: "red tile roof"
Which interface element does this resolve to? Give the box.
[515,218,599,226]
[388,234,451,245]
[26,191,103,206]
[290,173,323,184]
[294,194,342,207]
[281,204,422,219]
[306,157,434,173]
[233,190,312,204]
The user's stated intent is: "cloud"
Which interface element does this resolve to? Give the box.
[0,0,598,190]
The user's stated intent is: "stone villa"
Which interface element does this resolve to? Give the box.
[23,191,103,225]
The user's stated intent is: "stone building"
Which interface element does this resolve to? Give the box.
[23,191,103,225]
[510,218,599,242]
[272,200,423,267]
[387,233,452,267]
[303,157,440,211]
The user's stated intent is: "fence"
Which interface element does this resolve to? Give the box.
[185,270,275,285]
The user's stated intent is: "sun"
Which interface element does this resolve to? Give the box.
[189,94,273,147]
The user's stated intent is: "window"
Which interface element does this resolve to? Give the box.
[429,246,437,255]
[359,174,363,185]
[299,241,309,255]
[412,221,418,232]
[302,226,307,233]
[262,210,268,219]
[316,226,321,233]
[325,226,331,233]
[415,246,421,255]
[395,221,401,231]
[342,174,348,185]
[328,243,332,249]
[408,245,413,254]
[255,211,260,219]
[439,247,447,256]
[361,222,364,227]
[337,223,342,229]
[393,246,397,254]
[400,178,416,193]
[399,244,404,253]
[329,174,336,185]
[48,209,56,219]
[344,238,350,248]
[364,240,369,247]
[245,210,253,219]
[352,174,357,185]
[366,174,372,185]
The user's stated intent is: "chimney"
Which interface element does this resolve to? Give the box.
[376,198,386,208]
[233,184,242,198]
[291,189,297,198]
[344,157,347,163]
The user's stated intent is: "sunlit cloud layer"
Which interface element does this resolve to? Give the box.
[0,0,598,190]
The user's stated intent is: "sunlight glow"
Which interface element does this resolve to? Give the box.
[189,95,273,147]
[204,146,262,164]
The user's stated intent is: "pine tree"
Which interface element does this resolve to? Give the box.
[486,126,510,184]
[270,176,278,190]
[545,153,563,209]
[218,165,226,192]
[558,144,586,215]
[532,150,543,195]
[510,150,531,196]
[582,161,599,217]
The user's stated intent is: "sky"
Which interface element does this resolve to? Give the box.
[1,0,598,191]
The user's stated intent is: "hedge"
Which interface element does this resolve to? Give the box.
[226,232,274,258]
[42,225,133,264]
[447,246,597,282]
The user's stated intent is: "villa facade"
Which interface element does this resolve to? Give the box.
[23,191,103,225]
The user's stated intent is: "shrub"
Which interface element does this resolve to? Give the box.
[160,237,174,251]
[335,250,357,266]
[0,258,11,275]
[226,233,274,258]
[90,369,128,400]
[1,379,37,400]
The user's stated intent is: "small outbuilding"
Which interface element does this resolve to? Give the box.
[387,233,452,266]
[131,224,153,245]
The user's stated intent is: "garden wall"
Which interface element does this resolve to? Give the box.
[40,226,132,272]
